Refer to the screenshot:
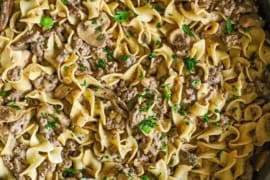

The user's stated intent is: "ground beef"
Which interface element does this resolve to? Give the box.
[5,90,24,103]
[0,0,13,31]
[72,35,91,56]
[0,106,13,121]
[207,67,222,86]
[32,74,58,92]
[172,33,192,57]
[9,113,31,135]
[37,160,57,180]
[7,66,21,81]
[182,88,196,104]
[54,84,73,99]
[2,143,28,178]
[179,150,198,166]
[105,111,125,130]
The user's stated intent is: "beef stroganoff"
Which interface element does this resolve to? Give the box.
[0,0,270,179]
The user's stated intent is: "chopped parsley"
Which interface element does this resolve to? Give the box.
[149,52,156,60]
[96,33,105,41]
[139,101,153,112]
[163,91,171,101]
[214,109,221,114]
[113,11,130,23]
[153,5,163,14]
[156,39,162,47]
[120,54,131,62]
[160,134,168,152]
[182,24,194,37]
[156,22,161,28]
[139,116,157,134]
[80,80,88,87]
[231,95,239,100]
[45,114,60,129]
[61,0,67,5]
[103,46,114,60]
[184,57,197,73]
[172,54,177,60]
[40,15,54,29]
[225,19,233,34]
[97,59,106,69]
[0,90,10,97]
[138,90,154,99]
[191,79,200,87]
[173,104,179,112]
[92,18,98,24]
[179,104,187,116]
[79,63,87,72]
[7,102,21,110]
[62,168,76,178]
[232,85,238,92]
[95,26,102,32]
[141,175,150,180]
[203,114,210,122]
[232,107,238,113]
[139,72,145,79]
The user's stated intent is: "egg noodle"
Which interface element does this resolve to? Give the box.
[0,0,270,179]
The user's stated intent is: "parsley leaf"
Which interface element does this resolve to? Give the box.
[226,19,233,34]
[0,90,11,97]
[61,0,67,5]
[163,91,171,101]
[203,114,210,122]
[120,54,131,62]
[184,57,197,73]
[214,109,221,114]
[97,59,106,69]
[140,101,153,112]
[114,11,130,23]
[45,114,60,129]
[40,16,54,29]
[182,24,194,37]
[95,26,102,32]
[141,175,150,180]
[153,5,163,14]
[79,63,87,72]
[149,52,156,60]
[156,22,161,28]
[62,168,76,178]
[139,116,157,134]
[7,102,21,110]
[80,80,88,87]
[96,33,105,41]
[191,79,200,87]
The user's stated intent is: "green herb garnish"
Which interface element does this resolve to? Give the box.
[149,52,156,60]
[191,79,200,87]
[80,80,88,87]
[203,114,210,122]
[173,104,179,112]
[92,18,98,24]
[182,24,194,37]
[7,102,21,110]
[79,64,87,72]
[45,113,60,129]
[226,19,233,34]
[139,116,157,134]
[120,54,131,62]
[96,33,105,41]
[156,22,161,28]
[139,72,145,79]
[61,0,67,5]
[214,109,221,114]
[40,15,54,29]
[97,59,106,69]
[0,90,10,97]
[172,54,177,60]
[231,95,239,100]
[95,26,102,32]
[153,5,163,13]
[62,168,76,178]
[156,40,162,47]
[141,175,150,180]
[184,57,197,73]
[114,11,130,23]
[232,85,237,92]
[163,91,171,101]
[140,101,153,112]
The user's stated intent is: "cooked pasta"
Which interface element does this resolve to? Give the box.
[0,0,269,179]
